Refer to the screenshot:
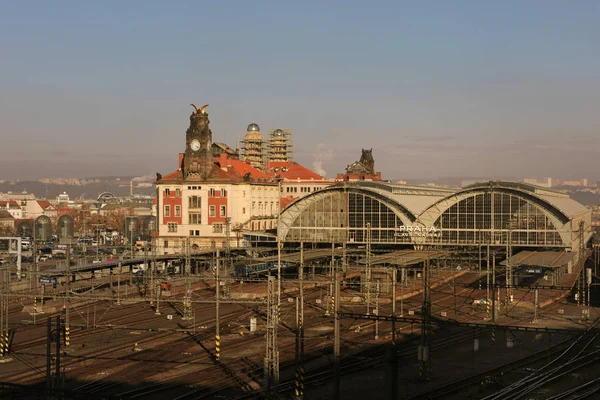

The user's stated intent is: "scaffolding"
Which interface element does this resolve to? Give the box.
[240,128,267,171]
[267,129,294,163]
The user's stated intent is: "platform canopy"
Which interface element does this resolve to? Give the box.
[239,248,364,267]
[500,250,575,268]
[356,249,448,267]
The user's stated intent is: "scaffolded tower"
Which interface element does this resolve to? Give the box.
[240,123,266,171]
[267,129,294,163]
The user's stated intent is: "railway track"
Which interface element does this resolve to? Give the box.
[409,321,599,400]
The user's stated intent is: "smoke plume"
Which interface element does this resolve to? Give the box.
[312,143,334,177]
[132,174,155,182]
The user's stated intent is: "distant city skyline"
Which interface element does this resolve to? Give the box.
[1,2,599,181]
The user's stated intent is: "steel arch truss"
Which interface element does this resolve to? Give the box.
[416,187,571,247]
[278,187,416,242]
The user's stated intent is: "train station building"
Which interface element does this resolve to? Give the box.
[277,180,592,253]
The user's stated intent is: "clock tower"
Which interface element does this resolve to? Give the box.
[183,104,214,180]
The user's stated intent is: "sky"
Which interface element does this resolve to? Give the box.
[1,1,599,182]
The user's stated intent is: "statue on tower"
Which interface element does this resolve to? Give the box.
[183,104,214,180]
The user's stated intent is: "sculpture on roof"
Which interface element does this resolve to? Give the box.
[346,148,375,174]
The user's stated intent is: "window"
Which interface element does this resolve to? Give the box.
[164,240,168,248]
[165,188,170,197]
[221,188,227,197]
[176,188,181,198]
[175,205,181,216]
[189,196,201,208]
[190,230,201,236]
[220,205,226,217]
[167,223,177,232]
[243,191,246,197]
[189,212,201,224]
[242,207,246,214]
[164,205,171,217]
[212,223,223,233]
[209,188,215,197]
[209,205,216,217]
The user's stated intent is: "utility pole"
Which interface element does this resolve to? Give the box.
[295,242,305,400]
[277,178,282,320]
[587,268,592,319]
[215,248,220,361]
[506,220,513,306]
[0,270,9,361]
[478,244,482,290]
[375,279,380,340]
[182,238,192,321]
[418,258,432,381]
[577,221,585,307]
[224,217,231,297]
[333,265,341,399]
[365,222,372,315]
[264,275,279,392]
[533,288,538,323]
[55,315,61,389]
[392,267,397,344]
[486,245,490,305]
[46,317,51,389]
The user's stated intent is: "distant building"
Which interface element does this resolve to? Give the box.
[0,200,23,219]
[523,178,552,188]
[561,179,587,187]
[24,200,57,219]
[56,191,70,204]
[0,210,15,232]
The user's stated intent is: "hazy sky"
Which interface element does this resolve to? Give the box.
[1,1,599,182]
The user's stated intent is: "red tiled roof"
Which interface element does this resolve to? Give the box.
[215,154,269,180]
[37,200,56,210]
[157,164,240,184]
[0,200,21,209]
[265,162,324,181]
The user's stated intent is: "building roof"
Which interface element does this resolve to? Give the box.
[347,181,454,218]
[37,200,56,210]
[213,142,237,155]
[157,163,242,185]
[461,181,588,220]
[216,155,269,180]
[499,250,575,268]
[0,200,21,209]
[265,161,325,181]
[0,210,14,220]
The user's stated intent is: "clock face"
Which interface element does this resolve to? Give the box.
[190,139,201,151]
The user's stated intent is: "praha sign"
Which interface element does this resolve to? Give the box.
[394,226,441,238]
